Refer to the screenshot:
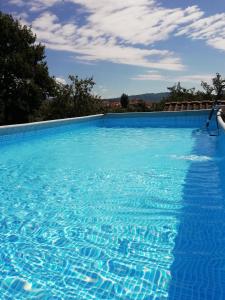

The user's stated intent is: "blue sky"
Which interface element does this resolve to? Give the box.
[1,0,225,98]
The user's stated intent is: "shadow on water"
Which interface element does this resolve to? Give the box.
[168,129,225,300]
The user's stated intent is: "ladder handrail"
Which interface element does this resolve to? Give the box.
[206,99,220,128]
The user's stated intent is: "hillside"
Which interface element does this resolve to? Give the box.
[107,92,169,103]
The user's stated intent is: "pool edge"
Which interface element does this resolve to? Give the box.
[105,110,210,118]
[0,110,211,136]
[0,114,104,136]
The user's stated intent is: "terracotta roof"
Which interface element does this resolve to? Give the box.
[163,100,225,111]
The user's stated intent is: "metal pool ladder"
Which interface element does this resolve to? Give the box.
[205,101,225,136]
[206,99,218,128]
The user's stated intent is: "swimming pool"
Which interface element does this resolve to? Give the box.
[0,112,225,299]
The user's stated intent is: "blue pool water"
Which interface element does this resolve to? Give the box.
[0,115,225,299]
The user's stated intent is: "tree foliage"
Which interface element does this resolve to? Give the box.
[166,82,197,102]
[200,81,214,99]
[2,12,225,122]
[36,76,103,120]
[152,74,225,111]
[201,73,225,101]
[120,93,129,108]
[0,12,103,124]
[165,74,225,105]
[0,12,55,125]
[68,75,102,116]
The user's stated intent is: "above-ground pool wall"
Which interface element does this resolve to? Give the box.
[0,115,103,146]
[103,111,210,128]
[0,111,212,137]
[0,114,104,137]
[0,111,214,144]
[0,114,104,146]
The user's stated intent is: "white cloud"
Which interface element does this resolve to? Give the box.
[9,0,25,7]
[94,85,108,97]
[55,77,66,84]
[10,11,29,22]
[10,1,205,71]
[132,71,166,81]
[176,13,225,51]
[178,74,212,83]
[132,71,212,83]
[30,11,185,71]
[10,0,225,70]
[9,0,61,11]
[76,2,203,46]
[207,38,225,51]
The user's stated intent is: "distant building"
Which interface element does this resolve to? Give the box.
[103,98,155,109]
[103,100,120,108]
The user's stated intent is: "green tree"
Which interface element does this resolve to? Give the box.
[0,12,55,124]
[37,75,103,120]
[167,82,196,102]
[201,73,225,101]
[36,81,72,121]
[200,81,214,100]
[68,75,101,116]
[120,93,129,108]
